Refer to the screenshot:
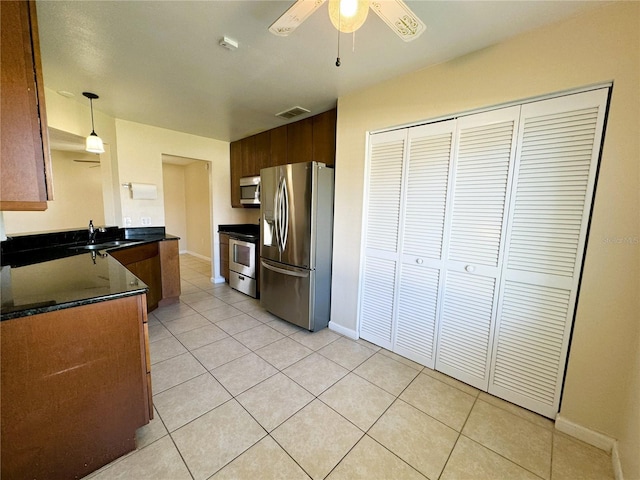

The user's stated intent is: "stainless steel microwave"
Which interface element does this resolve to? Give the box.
[240,176,260,205]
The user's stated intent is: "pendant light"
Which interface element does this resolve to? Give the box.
[82,92,105,154]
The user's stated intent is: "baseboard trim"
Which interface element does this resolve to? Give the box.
[328,321,359,340]
[212,276,225,284]
[183,251,211,262]
[555,415,617,453]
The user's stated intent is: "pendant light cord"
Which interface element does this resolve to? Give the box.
[89,98,96,134]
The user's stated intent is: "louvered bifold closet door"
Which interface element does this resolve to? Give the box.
[395,120,456,368]
[435,107,520,390]
[489,88,609,418]
[359,129,407,349]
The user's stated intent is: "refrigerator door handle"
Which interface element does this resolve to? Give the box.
[274,178,283,252]
[261,260,309,278]
[281,178,289,251]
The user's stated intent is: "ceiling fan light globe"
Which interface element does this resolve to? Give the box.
[86,132,105,154]
[329,0,369,33]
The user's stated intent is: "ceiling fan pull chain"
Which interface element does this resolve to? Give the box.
[335,15,341,67]
[352,31,356,53]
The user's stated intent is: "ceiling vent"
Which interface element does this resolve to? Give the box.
[275,106,310,120]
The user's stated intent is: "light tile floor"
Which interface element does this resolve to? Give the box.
[85,254,615,480]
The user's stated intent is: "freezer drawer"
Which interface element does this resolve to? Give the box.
[229,270,257,298]
[260,259,326,331]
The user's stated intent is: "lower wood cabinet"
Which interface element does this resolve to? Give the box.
[219,233,230,282]
[0,294,151,479]
[110,239,180,311]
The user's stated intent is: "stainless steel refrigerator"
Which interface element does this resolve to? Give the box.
[260,161,334,331]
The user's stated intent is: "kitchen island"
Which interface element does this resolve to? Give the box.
[0,227,179,479]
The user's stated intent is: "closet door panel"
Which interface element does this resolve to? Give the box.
[447,108,520,269]
[437,271,498,388]
[395,121,456,367]
[395,264,440,366]
[359,130,406,348]
[435,106,520,390]
[360,257,397,348]
[490,88,609,418]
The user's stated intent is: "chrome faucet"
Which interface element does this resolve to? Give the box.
[88,220,106,244]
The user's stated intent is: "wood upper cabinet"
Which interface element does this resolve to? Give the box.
[312,108,337,166]
[241,135,257,176]
[254,130,271,174]
[229,108,336,207]
[271,125,288,166]
[0,0,53,211]
[230,139,243,207]
[287,116,313,163]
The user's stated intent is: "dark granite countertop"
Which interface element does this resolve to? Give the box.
[218,223,260,242]
[0,227,179,321]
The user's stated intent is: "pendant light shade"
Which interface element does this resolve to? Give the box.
[82,92,105,154]
[328,0,369,34]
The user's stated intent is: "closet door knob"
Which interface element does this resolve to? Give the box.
[416,258,423,265]
[465,265,475,273]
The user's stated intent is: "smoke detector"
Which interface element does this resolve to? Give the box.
[219,36,238,50]
[275,106,310,120]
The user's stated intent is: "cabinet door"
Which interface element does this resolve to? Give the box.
[230,140,242,207]
[0,0,52,211]
[312,109,337,166]
[287,117,313,163]
[271,125,288,166]
[489,88,609,417]
[395,120,456,368]
[255,130,271,174]
[159,239,180,305]
[359,129,407,349]
[219,233,230,281]
[241,135,257,176]
[134,257,162,311]
[435,106,520,390]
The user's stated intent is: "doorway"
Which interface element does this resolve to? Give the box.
[162,155,212,261]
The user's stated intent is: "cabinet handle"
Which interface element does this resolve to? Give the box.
[465,265,475,273]
[416,258,423,265]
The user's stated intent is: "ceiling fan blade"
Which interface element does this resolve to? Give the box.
[370,0,425,42]
[269,0,326,36]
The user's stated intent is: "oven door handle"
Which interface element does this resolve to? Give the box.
[261,260,309,278]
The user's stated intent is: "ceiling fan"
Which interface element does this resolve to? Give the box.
[269,0,425,42]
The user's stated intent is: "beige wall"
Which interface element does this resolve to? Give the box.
[330,2,639,477]
[3,150,105,234]
[162,163,187,252]
[185,161,212,259]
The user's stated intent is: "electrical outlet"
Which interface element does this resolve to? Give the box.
[141,217,151,226]
[124,217,132,226]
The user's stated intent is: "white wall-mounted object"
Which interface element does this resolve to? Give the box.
[123,182,158,200]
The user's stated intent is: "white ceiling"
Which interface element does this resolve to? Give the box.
[36,0,605,143]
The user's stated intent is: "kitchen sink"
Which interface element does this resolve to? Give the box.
[70,240,143,250]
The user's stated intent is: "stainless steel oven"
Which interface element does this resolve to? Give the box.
[229,238,257,297]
